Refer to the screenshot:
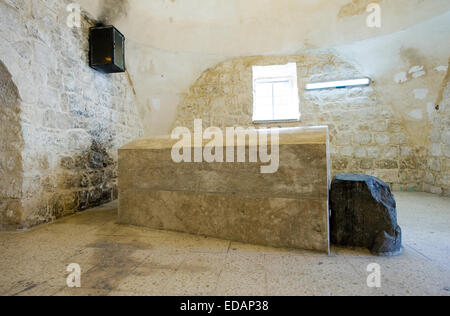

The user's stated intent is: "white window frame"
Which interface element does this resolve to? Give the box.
[252,63,300,123]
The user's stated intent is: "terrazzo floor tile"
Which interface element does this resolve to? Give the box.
[0,192,448,296]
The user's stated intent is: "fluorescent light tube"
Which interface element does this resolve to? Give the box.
[305,78,371,90]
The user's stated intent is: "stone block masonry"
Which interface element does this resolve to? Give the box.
[0,61,23,230]
[0,0,143,229]
[424,68,450,196]
[174,55,427,192]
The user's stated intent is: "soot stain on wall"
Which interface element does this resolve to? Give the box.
[53,140,117,220]
[99,0,129,23]
[400,47,427,68]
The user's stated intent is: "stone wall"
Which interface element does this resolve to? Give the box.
[0,0,143,229]
[424,66,450,196]
[0,61,23,230]
[174,55,425,191]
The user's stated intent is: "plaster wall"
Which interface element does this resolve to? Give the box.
[77,0,450,137]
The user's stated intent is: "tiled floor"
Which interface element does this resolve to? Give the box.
[0,192,449,296]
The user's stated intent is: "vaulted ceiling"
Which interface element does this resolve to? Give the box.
[78,0,450,137]
[81,0,450,56]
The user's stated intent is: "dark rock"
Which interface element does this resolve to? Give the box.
[330,173,402,256]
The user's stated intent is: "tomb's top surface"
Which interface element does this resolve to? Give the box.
[121,126,329,150]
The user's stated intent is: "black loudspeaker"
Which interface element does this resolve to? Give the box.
[89,25,125,73]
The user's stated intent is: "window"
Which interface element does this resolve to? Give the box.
[252,63,300,122]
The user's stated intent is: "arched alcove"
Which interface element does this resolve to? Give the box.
[0,60,24,230]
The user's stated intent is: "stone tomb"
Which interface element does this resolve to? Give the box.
[118,126,331,253]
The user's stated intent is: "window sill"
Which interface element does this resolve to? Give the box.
[252,119,300,124]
